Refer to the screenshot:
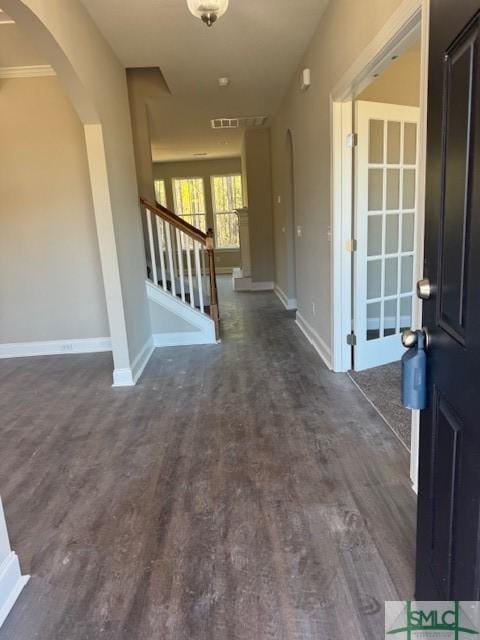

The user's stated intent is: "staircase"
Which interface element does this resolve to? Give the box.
[140,198,220,343]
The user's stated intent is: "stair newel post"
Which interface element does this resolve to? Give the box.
[206,228,220,339]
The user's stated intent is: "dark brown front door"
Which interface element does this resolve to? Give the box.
[416,1,480,599]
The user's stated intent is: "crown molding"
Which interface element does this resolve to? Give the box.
[0,65,56,79]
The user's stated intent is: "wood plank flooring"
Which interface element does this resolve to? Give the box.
[0,279,416,639]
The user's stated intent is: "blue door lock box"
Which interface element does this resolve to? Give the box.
[402,330,427,410]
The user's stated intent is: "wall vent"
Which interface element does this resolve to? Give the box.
[210,115,268,130]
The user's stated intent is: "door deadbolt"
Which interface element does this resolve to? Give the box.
[417,278,432,300]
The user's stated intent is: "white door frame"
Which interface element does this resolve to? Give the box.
[330,0,430,488]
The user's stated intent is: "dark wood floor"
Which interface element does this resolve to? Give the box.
[0,279,416,639]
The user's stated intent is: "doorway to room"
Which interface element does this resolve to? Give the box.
[330,2,428,487]
[349,39,422,452]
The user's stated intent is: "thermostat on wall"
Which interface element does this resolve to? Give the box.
[301,68,311,91]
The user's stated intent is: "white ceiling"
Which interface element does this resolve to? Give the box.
[80,0,330,162]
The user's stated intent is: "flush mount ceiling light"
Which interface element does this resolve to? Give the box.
[186,0,229,27]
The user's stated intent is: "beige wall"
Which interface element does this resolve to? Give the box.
[127,67,171,205]
[2,0,152,379]
[358,45,421,106]
[153,157,242,272]
[242,129,275,284]
[0,77,109,343]
[271,0,406,353]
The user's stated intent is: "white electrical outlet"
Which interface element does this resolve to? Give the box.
[297,226,302,238]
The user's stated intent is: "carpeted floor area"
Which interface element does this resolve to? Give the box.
[349,362,411,449]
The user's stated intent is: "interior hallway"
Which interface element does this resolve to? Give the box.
[0,278,416,640]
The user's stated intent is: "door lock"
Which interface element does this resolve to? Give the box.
[402,327,430,351]
[417,278,432,300]
[401,329,418,348]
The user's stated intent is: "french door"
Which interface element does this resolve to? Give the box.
[353,101,420,371]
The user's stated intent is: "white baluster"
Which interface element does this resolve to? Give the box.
[146,209,158,285]
[165,222,176,297]
[194,240,204,313]
[186,236,195,308]
[176,229,186,303]
[156,217,167,291]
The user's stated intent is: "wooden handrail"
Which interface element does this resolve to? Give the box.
[140,197,208,245]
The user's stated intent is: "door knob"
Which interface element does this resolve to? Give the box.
[402,327,430,350]
[402,329,418,348]
[417,278,432,300]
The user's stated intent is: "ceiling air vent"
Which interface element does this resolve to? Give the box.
[210,115,268,130]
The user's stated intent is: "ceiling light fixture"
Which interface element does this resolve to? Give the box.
[186,0,229,27]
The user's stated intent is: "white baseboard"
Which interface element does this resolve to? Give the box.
[274,284,298,310]
[251,281,274,291]
[153,331,219,347]
[233,275,274,292]
[0,337,112,359]
[0,552,29,629]
[131,337,155,383]
[112,367,134,387]
[295,312,332,370]
[112,336,154,387]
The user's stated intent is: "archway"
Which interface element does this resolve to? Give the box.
[0,0,139,385]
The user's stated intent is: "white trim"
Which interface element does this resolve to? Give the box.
[112,337,154,387]
[232,274,274,292]
[330,0,426,373]
[331,99,354,372]
[250,281,274,291]
[410,409,420,493]
[0,65,56,78]
[274,284,297,310]
[0,337,112,359]
[410,0,430,495]
[131,337,155,383]
[146,280,216,340]
[0,498,29,630]
[112,367,134,387]
[330,0,423,102]
[0,553,29,629]
[295,312,332,370]
[153,331,217,347]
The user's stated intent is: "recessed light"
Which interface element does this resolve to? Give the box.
[218,76,230,87]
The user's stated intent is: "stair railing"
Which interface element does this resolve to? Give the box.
[140,197,219,339]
